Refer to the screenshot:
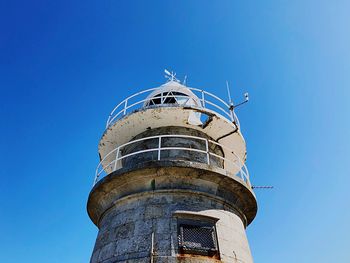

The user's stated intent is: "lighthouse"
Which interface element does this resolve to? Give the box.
[87,72,257,263]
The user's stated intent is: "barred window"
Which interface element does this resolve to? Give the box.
[178,221,219,257]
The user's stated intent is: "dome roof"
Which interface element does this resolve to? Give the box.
[144,81,202,107]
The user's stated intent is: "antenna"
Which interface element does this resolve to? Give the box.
[226,81,233,105]
[183,75,187,86]
[251,185,274,189]
[225,81,249,109]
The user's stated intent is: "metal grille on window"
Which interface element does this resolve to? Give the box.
[178,224,218,256]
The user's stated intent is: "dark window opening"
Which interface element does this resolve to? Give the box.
[178,221,219,257]
[147,92,189,106]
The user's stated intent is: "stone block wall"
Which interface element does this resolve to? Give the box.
[90,191,253,263]
[121,127,224,169]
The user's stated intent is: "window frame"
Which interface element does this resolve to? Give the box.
[174,214,220,259]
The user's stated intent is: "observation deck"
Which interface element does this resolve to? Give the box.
[95,80,249,187]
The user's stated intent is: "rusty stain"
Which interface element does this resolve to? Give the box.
[176,253,221,262]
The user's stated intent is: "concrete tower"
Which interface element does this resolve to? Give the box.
[87,73,257,263]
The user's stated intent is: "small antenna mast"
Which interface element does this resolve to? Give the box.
[226,80,249,109]
[226,81,233,105]
[225,80,249,125]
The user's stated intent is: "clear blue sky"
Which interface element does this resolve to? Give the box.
[1,1,349,262]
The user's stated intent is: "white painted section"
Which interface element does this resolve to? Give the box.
[144,81,202,107]
[144,81,203,125]
[196,210,254,263]
[98,106,246,172]
[105,82,240,129]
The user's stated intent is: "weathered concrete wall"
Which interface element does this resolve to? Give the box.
[121,126,224,168]
[90,191,253,263]
[90,121,256,263]
[88,162,257,227]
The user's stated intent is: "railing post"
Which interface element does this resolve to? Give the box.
[240,170,244,181]
[113,147,120,171]
[236,160,243,181]
[93,169,98,186]
[106,115,111,128]
[205,139,210,165]
[123,99,128,115]
[151,232,155,263]
[158,136,162,160]
[201,90,206,108]
[230,108,240,129]
[229,104,234,122]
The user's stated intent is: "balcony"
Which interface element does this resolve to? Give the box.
[105,82,241,130]
[94,134,250,187]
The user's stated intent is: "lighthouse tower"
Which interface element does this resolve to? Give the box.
[87,72,257,263]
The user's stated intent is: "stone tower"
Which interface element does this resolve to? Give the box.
[87,74,257,263]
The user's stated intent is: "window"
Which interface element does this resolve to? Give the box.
[178,220,219,257]
[146,92,189,106]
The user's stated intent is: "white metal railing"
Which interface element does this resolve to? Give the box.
[105,87,241,129]
[94,134,250,187]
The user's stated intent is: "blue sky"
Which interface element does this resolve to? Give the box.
[1,1,350,262]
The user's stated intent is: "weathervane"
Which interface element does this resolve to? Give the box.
[164,69,180,83]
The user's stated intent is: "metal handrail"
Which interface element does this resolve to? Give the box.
[94,134,250,187]
[105,86,241,129]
